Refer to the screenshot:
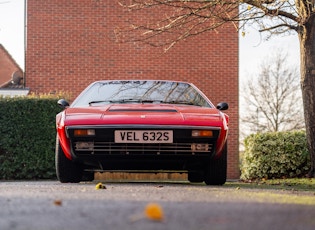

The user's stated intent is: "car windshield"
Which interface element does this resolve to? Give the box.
[71,81,212,108]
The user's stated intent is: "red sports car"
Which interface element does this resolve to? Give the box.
[56,80,229,185]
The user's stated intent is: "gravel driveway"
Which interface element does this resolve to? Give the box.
[0,181,314,230]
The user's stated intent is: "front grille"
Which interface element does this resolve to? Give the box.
[68,125,220,157]
[74,141,214,156]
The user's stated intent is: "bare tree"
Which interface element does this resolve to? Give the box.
[241,51,304,135]
[116,0,315,177]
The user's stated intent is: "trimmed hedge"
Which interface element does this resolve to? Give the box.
[241,130,310,180]
[1,96,311,181]
[0,96,62,180]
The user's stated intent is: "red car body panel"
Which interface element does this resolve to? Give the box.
[57,103,229,161]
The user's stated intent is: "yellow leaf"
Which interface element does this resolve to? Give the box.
[242,31,246,37]
[247,5,252,10]
[144,203,164,221]
[95,182,107,190]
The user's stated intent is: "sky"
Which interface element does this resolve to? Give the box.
[0,0,300,80]
[239,29,300,83]
[0,0,25,69]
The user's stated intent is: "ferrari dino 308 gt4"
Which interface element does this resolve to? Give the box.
[56,80,229,185]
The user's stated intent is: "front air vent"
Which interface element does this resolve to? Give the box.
[74,142,214,156]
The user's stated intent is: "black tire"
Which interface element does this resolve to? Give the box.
[204,143,227,185]
[55,136,83,183]
[188,171,204,183]
[82,171,95,182]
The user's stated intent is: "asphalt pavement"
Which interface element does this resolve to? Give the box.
[0,181,314,230]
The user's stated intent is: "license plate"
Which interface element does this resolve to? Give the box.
[114,130,173,143]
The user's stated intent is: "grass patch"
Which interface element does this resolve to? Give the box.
[224,178,315,205]
[226,178,315,192]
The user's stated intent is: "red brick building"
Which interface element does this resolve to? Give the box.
[0,44,27,96]
[26,0,239,179]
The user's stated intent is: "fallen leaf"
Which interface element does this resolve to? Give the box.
[95,182,107,190]
[53,199,62,206]
[144,203,164,221]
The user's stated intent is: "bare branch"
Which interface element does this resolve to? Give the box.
[116,0,302,49]
[259,23,299,32]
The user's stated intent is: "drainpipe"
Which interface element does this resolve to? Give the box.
[23,0,27,88]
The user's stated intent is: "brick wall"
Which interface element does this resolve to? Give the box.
[26,0,239,179]
[0,44,23,87]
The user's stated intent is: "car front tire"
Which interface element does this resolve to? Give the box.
[204,142,227,185]
[188,171,204,183]
[55,136,83,183]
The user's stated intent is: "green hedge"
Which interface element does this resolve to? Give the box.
[0,96,62,180]
[241,130,310,180]
[1,96,311,181]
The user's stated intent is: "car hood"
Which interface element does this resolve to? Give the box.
[63,104,224,126]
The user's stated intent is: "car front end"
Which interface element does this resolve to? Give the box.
[55,80,229,185]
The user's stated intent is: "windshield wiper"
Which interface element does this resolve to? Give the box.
[163,101,201,106]
[140,99,164,103]
[89,99,163,105]
[113,99,162,103]
[88,100,111,105]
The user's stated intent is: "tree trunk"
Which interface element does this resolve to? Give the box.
[298,16,315,177]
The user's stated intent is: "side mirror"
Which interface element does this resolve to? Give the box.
[57,99,70,109]
[216,102,228,111]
